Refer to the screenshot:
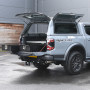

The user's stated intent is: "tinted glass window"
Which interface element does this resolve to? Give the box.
[55,23,77,34]
[85,26,90,35]
[28,24,48,34]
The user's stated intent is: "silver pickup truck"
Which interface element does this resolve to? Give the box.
[2,12,90,75]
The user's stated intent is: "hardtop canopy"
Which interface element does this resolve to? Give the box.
[16,12,50,23]
[16,12,83,23]
[53,13,83,22]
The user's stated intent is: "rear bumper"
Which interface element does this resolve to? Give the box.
[18,51,46,57]
[18,51,64,61]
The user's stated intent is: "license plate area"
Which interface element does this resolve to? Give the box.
[28,56,37,58]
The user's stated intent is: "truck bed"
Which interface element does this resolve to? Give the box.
[20,33,47,52]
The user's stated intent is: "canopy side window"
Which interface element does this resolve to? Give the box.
[84,25,90,35]
[54,23,77,34]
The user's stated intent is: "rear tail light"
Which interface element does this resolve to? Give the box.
[47,39,54,51]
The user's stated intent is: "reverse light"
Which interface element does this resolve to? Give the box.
[47,39,54,51]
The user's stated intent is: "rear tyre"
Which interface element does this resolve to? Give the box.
[64,51,84,75]
[33,61,50,70]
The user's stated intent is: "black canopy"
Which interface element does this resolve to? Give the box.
[16,12,50,23]
[53,13,83,22]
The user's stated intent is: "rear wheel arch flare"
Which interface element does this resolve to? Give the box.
[64,43,86,60]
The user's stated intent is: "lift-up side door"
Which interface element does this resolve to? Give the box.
[53,13,83,22]
[16,12,50,23]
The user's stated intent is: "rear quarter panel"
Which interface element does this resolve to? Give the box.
[47,34,85,58]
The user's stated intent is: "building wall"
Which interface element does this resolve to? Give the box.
[0,0,90,32]
[38,0,90,22]
[0,0,35,24]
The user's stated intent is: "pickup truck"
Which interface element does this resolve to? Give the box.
[2,12,90,75]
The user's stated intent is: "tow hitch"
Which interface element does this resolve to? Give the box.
[25,61,30,66]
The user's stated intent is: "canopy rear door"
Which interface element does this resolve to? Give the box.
[16,12,50,23]
[53,13,83,22]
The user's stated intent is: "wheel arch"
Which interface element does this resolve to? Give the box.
[64,43,86,61]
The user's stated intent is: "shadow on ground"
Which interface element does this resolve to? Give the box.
[12,63,90,85]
